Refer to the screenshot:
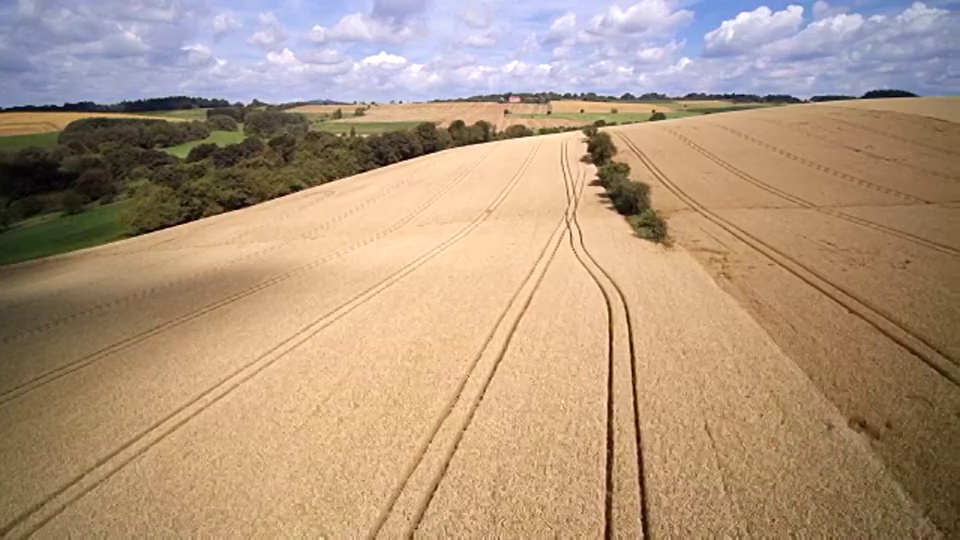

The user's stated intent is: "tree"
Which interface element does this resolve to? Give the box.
[587,132,617,165]
[186,143,219,163]
[207,115,239,131]
[354,107,366,117]
[268,134,297,164]
[332,108,344,120]
[620,93,636,101]
[75,169,117,201]
[862,89,917,99]
[649,112,667,121]
[61,190,87,215]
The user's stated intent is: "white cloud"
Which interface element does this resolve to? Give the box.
[212,13,241,41]
[462,33,497,48]
[247,12,287,51]
[309,0,427,44]
[587,0,694,36]
[703,5,804,57]
[361,51,407,69]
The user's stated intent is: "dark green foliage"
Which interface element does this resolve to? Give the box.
[631,209,668,242]
[582,125,599,137]
[607,178,650,215]
[862,89,917,99]
[75,169,117,201]
[586,132,617,166]
[0,205,11,232]
[810,95,857,102]
[61,190,87,215]
[597,162,630,188]
[584,132,666,243]
[268,134,297,164]
[206,107,246,122]
[0,147,72,199]
[244,111,310,138]
[125,183,185,233]
[206,115,239,131]
[59,118,210,150]
[649,112,667,121]
[9,196,44,220]
[413,122,447,153]
[186,143,219,163]
[2,95,229,114]
[501,124,533,139]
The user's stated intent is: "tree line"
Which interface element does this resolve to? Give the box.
[0,112,580,233]
[0,96,235,113]
[441,89,919,105]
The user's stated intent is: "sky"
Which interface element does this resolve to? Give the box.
[0,0,957,106]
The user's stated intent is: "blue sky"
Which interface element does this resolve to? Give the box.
[0,0,957,106]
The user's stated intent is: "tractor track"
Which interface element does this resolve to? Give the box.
[616,132,960,387]
[0,140,544,538]
[0,149,494,404]
[711,124,934,205]
[559,139,648,539]
[667,128,959,257]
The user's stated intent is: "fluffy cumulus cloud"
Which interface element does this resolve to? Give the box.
[0,0,957,106]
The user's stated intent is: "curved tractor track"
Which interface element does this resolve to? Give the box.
[1,99,954,537]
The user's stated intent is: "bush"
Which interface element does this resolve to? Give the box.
[244,111,309,138]
[206,107,246,122]
[75,169,117,201]
[332,108,343,120]
[9,196,44,219]
[862,89,917,99]
[61,190,87,215]
[0,205,11,232]
[631,208,668,242]
[125,183,185,233]
[649,112,667,121]
[586,132,617,166]
[608,179,650,215]
[501,124,533,139]
[186,142,219,163]
[207,115,239,131]
[582,125,598,137]
[354,107,366,117]
[597,162,630,188]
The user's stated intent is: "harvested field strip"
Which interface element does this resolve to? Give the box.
[559,139,647,537]
[368,143,552,536]
[0,148,495,403]
[713,124,934,204]
[759,119,960,183]
[616,132,960,386]
[667,129,960,256]
[0,141,543,537]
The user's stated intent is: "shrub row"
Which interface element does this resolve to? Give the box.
[585,129,667,242]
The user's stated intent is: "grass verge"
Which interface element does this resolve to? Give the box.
[0,200,133,265]
[0,131,61,150]
[162,130,245,158]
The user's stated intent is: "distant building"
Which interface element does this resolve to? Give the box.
[508,95,522,104]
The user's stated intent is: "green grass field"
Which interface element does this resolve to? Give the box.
[162,130,245,158]
[0,131,61,151]
[312,121,423,135]
[0,200,133,265]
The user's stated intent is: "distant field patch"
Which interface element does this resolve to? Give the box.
[312,121,423,135]
[141,109,210,120]
[0,200,132,265]
[0,131,60,150]
[550,100,677,114]
[162,130,245,158]
[0,111,183,136]
[518,111,700,124]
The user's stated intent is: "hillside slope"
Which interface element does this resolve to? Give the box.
[1,100,955,536]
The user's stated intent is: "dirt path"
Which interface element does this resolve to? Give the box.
[0,103,952,536]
